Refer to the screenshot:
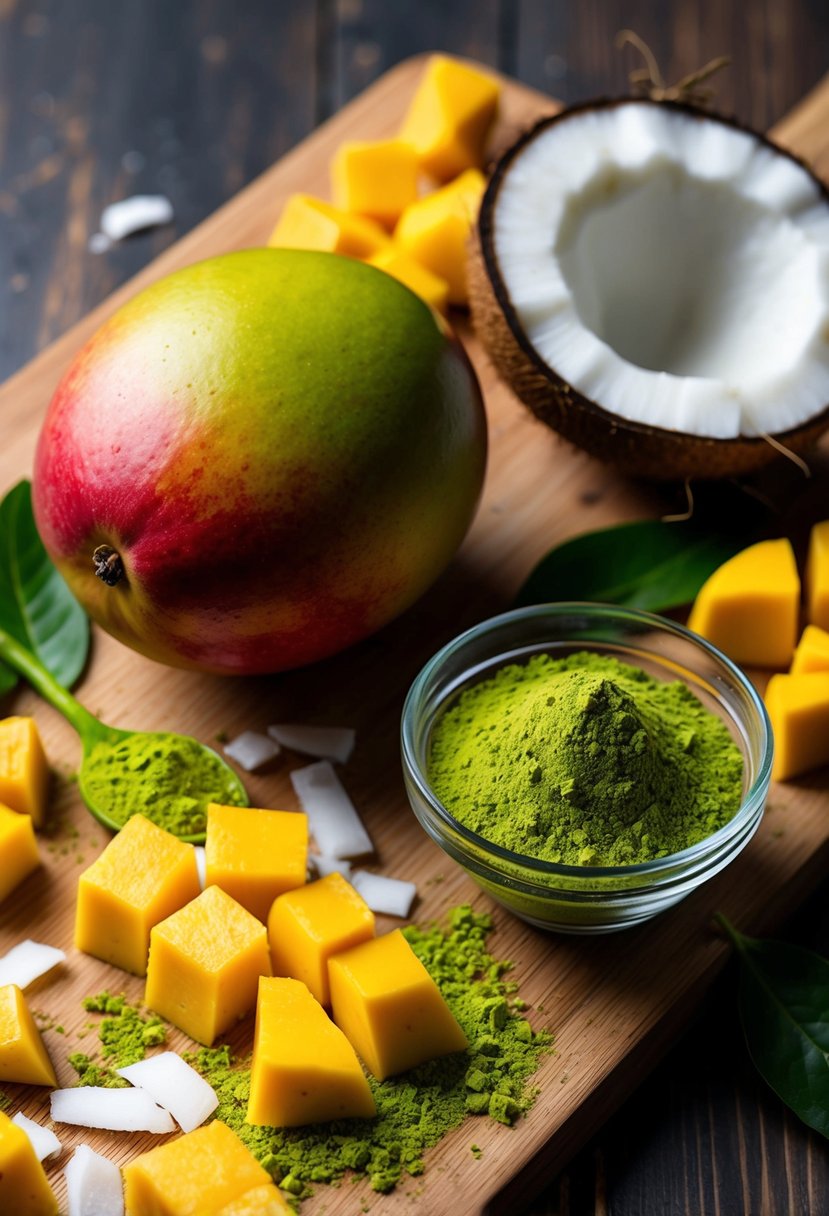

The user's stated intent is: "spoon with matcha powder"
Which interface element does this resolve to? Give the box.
[0,627,248,841]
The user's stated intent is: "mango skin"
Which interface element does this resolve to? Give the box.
[33,249,487,674]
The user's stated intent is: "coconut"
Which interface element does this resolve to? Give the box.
[469,97,829,479]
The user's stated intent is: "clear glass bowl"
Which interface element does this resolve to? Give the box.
[401,603,772,934]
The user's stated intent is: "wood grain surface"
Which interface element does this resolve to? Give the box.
[2,5,829,1215]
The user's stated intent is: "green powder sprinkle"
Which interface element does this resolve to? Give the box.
[428,652,743,867]
[0,1091,10,1111]
[81,733,245,837]
[70,992,168,1086]
[187,906,551,1197]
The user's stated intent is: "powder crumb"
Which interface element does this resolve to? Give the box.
[471,1144,483,1159]
[71,991,168,1085]
[0,1091,9,1111]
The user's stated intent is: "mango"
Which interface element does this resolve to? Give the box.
[686,539,800,668]
[33,251,486,675]
[0,803,40,904]
[0,716,49,826]
[367,246,450,313]
[790,624,829,675]
[331,139,419,228]
[765,672,829,780]
[205,803,308,922]
[0,983,57,1087]
[395,169,487,305]
[268,193,389,258]
[0,1109,57,1215]
[214,1185,292,1215]
[399,54,500,181]
[806,519,829,630]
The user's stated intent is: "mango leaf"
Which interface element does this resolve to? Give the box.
[719,915,829,1139]
[515,520,743,612]
[0,480,89,691]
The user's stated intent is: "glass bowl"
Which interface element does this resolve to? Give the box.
[401,603,772,934]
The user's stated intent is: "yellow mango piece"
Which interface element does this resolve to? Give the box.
[123,1118,271,1216]
[399,54,500,181]
[213,1184,292,1216]
[0,983,57,1087]
[790,624,829,675]
[268,194,390,258]
[766,672,829,781]
[0,803,40,904]
[247,976,375,1127]
[686,539,800,669]
[394,169,486,305]
[0,717,49,826]
[145,884,271,1046]
[75,814,200,976]
[205,804,308,923]
[331,139,419,229]
[366,246,449,313]
[268,871,374,1006]
[329,929,467,1080]
[806,519,829,630]
[0,1109,57,1215]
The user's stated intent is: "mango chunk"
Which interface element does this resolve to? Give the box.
[247,976,375,1127]
[0,1109,57,1215]
[0,803,40,903]
[205,804,308,923]
[806,519,829,630]
[268,871,374,1006]
[366,246,450,313]
[123,1118,271,1216]
[75,813,200,976]
[145,884,271,1046]
[214,1185,292,1215]
[331,139,419,229]
[0,717,49,826]
[329,929,467,1080]
[790,624,829,675]
[0,983,57,1087]
[394,169,486,305]
[399,54,500,181]
[766,672,829,781]
[268,194,390,258]
[686,539,800,669]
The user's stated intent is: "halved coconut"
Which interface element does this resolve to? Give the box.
[469,98,829,479]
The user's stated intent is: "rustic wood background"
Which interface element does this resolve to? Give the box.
[1,1,828,1212]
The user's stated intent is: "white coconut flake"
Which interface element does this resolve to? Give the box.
[350,870,417,918]
[99,194,174,241]
[65,1144,124,1216]
[117,1051,218,1133]
[310,853,353,880]
[0,940,66,989]
[268,724,355,764]
[290,761,373,859]
[11,1112,62,1161]
[50,1086,175,1133]
[87,231,112,254]
[223,730,280,772]
[193,844,207,890]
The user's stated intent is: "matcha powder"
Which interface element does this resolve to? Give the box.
[188,905,552,1197]
[429,652,743,866]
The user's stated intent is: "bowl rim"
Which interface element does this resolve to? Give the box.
[400,601,773,883]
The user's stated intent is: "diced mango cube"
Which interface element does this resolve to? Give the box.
[399,54,500,181]
[268,872,374,1006]
[0,717,49,826]
[0,1109,57,1215]
[791,624,829,675]
[205,804,308,923]
[394,169,486,305]
[0,803,40,904]
[75,813,200,976]
[123,1118,271,1216]
[686,539,800,669]
[366,247,449,313]
[0,983,57,1087]
[214,1185,292,1215]
[331,139,419,229]
[806,520,829,630]
[145,884,271,1046]
[247,976,375,1127]
[268,194,390,258]
[766,672,829,781]
[329,929,467,1080]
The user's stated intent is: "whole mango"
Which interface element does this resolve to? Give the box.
[33,249,487,674]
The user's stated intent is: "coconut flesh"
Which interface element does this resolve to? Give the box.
[481,100,829,450]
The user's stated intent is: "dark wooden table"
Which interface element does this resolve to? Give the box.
[2,2,829,1212]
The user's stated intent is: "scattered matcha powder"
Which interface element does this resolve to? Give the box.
[70,991,168,1087]
[186,905,551,1197]
[0,1091,10,1111]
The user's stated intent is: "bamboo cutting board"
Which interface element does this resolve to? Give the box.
[3,56,829,1216]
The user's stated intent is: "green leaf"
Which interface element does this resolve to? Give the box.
[515,520,743,612]
[719,914,829,1139]
[0,480,89,690]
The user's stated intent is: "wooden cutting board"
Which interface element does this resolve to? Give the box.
[3,55,829,1216]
